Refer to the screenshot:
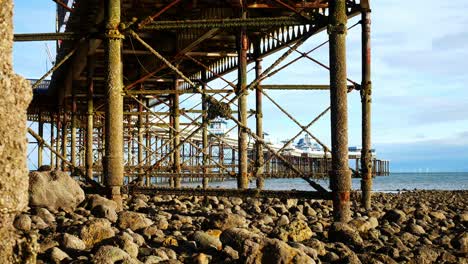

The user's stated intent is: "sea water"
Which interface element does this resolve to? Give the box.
[184,172,468,192]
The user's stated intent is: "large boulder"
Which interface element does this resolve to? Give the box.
[117,211,153,231]
[86,194,119,222]
[220,228,314,264]
[80,218,115,249]
[29,170,85,213]
[273,219,313,242]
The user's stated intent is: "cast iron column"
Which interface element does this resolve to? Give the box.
[56,111,61,167]
[254,39,264,189]
[237,8,249,189]
[86,55,95,180]
[201,70,209,188]
[71,88,77,167]
[329,0,351,223]
[360,8,373,209]
[172,79,181,188]
[61,109,68,170]
[138,92,144,182]
[104,0,124,206]
[38,112,44,167]
[50,112,55,168]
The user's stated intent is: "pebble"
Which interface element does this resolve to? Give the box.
[24,190,467,264]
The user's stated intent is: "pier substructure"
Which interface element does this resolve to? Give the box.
[329,0,351,223]
[104,0,124,206]
[21,0,391,228]
[360,7,373,210]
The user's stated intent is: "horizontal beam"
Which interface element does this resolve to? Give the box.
[143,17,307,30]
[262,84,355,90]
[14,32,79,41]
[125,89,234,95]
[126,186,331,200]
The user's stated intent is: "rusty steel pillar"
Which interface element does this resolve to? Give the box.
[55,111,61,168]
[328,0,351,223]
[254,39,264,189]
[360,7,373,209]
[172,79,181,188]
[86,55,95,181]
[237,8,249,189]
[61,109,68,171]
[50,112,55,168]
[104,0,124,206]
[201,70,209,189]
[145,106,151,185]
[71,88,77,167]
[138,92,144,182]
[38,111,44,167]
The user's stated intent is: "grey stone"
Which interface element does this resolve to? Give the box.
[29,170,85,213]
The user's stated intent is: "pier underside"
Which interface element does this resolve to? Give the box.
[20,0,389,221]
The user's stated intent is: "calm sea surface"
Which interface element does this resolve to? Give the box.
[185,173,468,192]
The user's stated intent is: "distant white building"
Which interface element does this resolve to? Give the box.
[208,118,228,136]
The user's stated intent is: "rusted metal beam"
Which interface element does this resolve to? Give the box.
[329,0,351,223]
[142,17,305,30]
[31,45,78,89]
[52,0,73,13]
[125,89,233,95]
[13,32,78,41]
[360,8,373,210]
[262,84,354,90]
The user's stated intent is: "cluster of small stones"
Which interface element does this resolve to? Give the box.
[12,190,468,263]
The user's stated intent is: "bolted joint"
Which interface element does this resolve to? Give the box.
[105,29,124,40]
[327,23,347,35]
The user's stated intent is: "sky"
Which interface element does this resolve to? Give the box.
[13,1,468,172]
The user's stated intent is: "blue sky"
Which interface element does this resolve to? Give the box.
[13,1,468,172]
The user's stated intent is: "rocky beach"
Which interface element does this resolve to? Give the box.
[12,170,467,263]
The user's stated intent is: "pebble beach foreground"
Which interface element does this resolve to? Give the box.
[18,179,468,263]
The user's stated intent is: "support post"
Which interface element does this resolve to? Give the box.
[71,87,77,168]
[50,112,55,168]
[254,39,264,189]
[38,112,44,167]
[360,8,372,209]
[61,110,68,171]
[172,79,181,188]
[237,8,249,189]
[201,70,209,189]
[104,0,124,206]
[86,55,95,181]
[328,0,351,223]
[138,91,144,182]
[56,111,61,168]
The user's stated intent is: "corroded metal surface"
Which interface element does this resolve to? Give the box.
[328,0,351,223]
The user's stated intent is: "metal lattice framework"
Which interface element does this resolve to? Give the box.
[20,0,389,221]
